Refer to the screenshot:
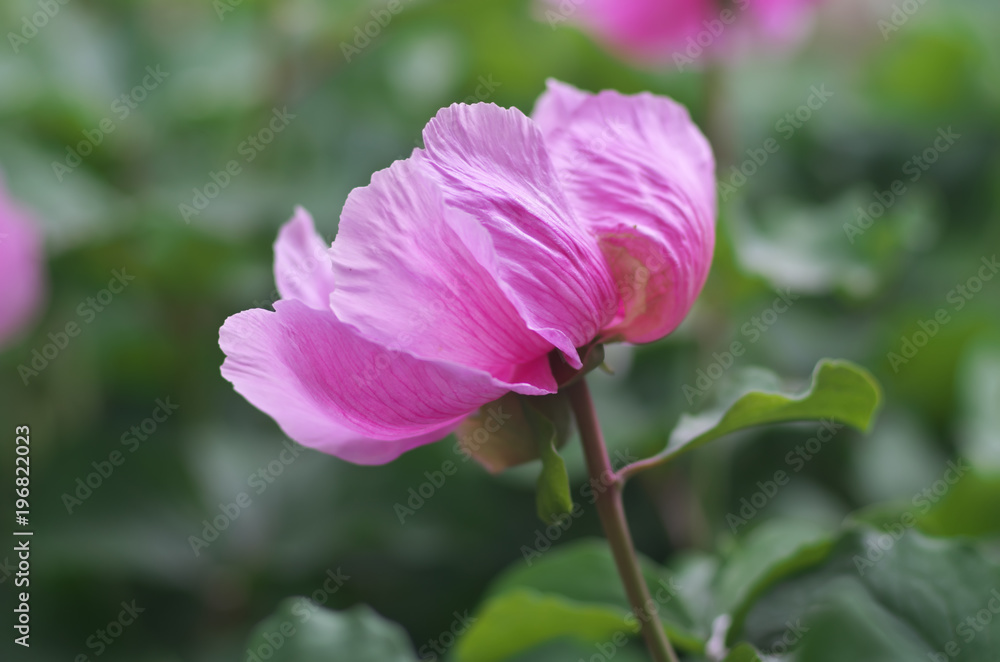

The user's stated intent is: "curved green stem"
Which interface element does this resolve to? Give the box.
[567,378,680,662]
[618,447,682,484]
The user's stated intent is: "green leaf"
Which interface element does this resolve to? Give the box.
[454,589,635,662]
[506,640,650,662]
[723,643,763,662]
[727,191,931,299]
[715,519,834,620]
[956,343,1000,471]
[736,525,1000,660]
[663,552,720,639]
[796,593,934,661]
[663,359,882,464]
[917,469,1000,537]
[245,599,418,662]
[530,403,574,524]
[723,535,837,646]
[488,539,705,652]
[851,461,1000,540]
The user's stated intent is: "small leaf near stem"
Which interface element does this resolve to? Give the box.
[618,359,882,483]
[531,403,574,524]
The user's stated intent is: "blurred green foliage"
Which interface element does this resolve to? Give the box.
[1,0,999,660]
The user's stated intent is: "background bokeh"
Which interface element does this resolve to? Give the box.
[1,0,999,660]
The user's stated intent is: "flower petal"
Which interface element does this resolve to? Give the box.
[273,207,337,310]
[533,80,716,344]
[418,103,618,367]
[752,0,818,42]
[539,0,817,64]
[220,299,525,464]
[0,179,45,346]
[540,0,712,63]
[329,157,557,391]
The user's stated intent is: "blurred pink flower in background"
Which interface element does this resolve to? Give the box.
[541,0,818,67]
[0,175,45,348]
[220,80,715,465]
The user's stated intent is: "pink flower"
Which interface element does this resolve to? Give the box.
[0,175,45,348]
[220,80,715,464]
[542,0,817,66]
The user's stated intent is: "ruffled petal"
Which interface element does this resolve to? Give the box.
[418,103,618,366]
[533,80,716,344]
[273,207,337,311]
[220,299,529,464]
[529,81,590,146]
[0,179,45,346]
[329,157,557,391]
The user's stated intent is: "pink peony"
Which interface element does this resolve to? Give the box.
[0,175,45,348]
[542,0,817,66]
[219,80,715,464]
